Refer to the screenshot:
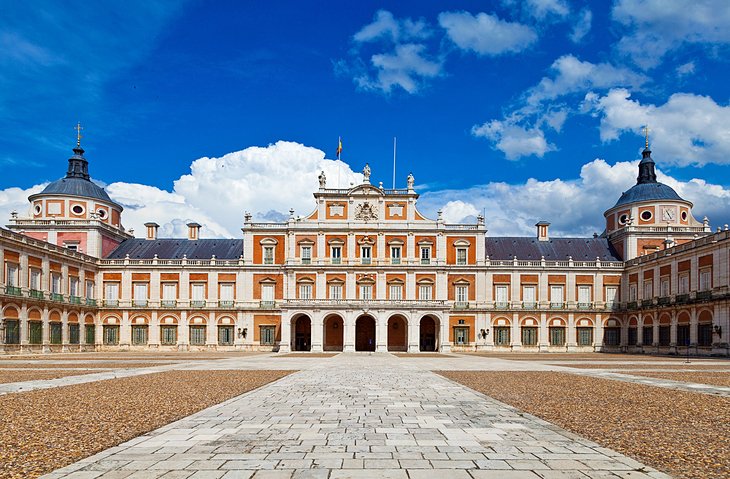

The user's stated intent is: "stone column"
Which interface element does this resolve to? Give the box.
[440,315,451,353]
[61,309,69,352]
[511,312,521,350]
[408,314,419,353]
[279,312,291,353]
[343,311,355,352]
[538,313,548,351]
[567,312,576,352]
[376,312,387,352]
[311,312,323,352]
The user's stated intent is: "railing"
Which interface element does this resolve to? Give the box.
[421,259,430,265]
[259,300,277,308]
[627,301,638,309]
[676,294,690,304]
[161,300,177,308]
[69,295,82,305]
[5,285,22,296]
[283,298,447,307]
[696,290,713,300]
[301,258,311,265]
[657,296,671,306]
[494,301,509,309]
[625,229,725,267]
[85,298,97,307]
[104,299,119,307]
[391,258,401,265]
[29,289,44,300]
[132,299,148,307]
[218,300,234,308]
[190,300,206,308]
[577,302,592,310]
[361,258,371,265]
[331,258,341,265]
[453,301,470,310]
[50,293,64,302]
[641,299,654,308]
[522,301,537,309]
[550,302,565,309]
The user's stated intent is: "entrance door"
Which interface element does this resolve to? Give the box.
[294,316,311,351]
[420,316,437,352]
[355,316,376,351]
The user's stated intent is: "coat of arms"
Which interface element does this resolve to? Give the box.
[355,201,378,221]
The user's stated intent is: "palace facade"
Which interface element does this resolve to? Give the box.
[1,141,728,355]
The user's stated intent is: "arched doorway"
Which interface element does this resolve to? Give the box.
[323,314,344,351]
[355,315,376,351]
[292,315,311,351]
[420,316,438,352]
[387,315,407,352]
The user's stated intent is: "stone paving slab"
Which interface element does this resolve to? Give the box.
[41,356,670,479]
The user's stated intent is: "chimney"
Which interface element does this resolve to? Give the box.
[536,221,550,242]
[187,222,201,240]
[144,222,159,240]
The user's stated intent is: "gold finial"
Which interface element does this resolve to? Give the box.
[74,122,83,147]
[642,124,650,149]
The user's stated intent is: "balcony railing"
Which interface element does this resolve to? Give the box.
[5,285,22,296]
[391,258,401,265]
[69,295,82,305]
[50,293,64,302]
[104,299,119,307]
[218,300,234,308]
[190,300,206,308]
[550,302,565,309]
[85,298,97,307]
[627,301,638,309]
[161,300,177,308]
[331,258,341,265]
[696,290,713,301]
[421,259,431,265]
[641,299,654,308]
[133,299,148,307]
[453,301,470,310]
[577,302,592,309]
[494,301,509,309]
[676,293,690,304]
[361,258,371,265]
[260,300,276,308]
[522,301,537,309]
[29,289,44,300]
[301,258,311,265]
[657,296,671,306]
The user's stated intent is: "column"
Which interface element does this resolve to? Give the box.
[538,313,548,351]
[567,312,576,352]
[690,307,698,353]
[150,310,160,348]
[42,305,50,353]
[511,312,521,350]
[376,312,387,352]
[343,311,355,353]
[279,312,291,353]
[20,303,29,353]
[311,312,323,352]
[61,309,69,352]
[207,311,216,349]
[179,310,189,350]
[440,315,451,353]
[670,310,677,354]
[408,315,419,353]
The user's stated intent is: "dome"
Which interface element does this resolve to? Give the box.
[37,176,114,203]
[612,182,684,208]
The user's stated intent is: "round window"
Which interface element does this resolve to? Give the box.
[33,204,42,215]
[71,204,85,215]
[97,209,107,219]
[640,210,653,221]
[681,211,688,221]
[618,214,628,225]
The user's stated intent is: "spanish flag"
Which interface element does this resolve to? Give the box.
[336,137,343,159]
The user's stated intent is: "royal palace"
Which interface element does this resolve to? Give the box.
[1,139,728,356]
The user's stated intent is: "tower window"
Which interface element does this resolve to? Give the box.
[618,214,628,225]
[640,210,652,221]
[97,209,108,219]
[71,204,85,215]
[681,211,688,221]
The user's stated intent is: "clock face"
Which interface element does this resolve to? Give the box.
[662,207,676,221]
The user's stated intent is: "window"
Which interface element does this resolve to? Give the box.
[521,327,538,346]
[495,285,508,307]
[6,263,18,287]
[390,246,401,265]
[104,282,119,306]
[301,246,312,264]
[522,285,536,307]
[643,280,653,300]
[29,268,41,290]
[50,323,62,344]
[162,283,177,306]
[360,246,372,265]
[103,326,119,345]
[678,274,689,294]
[550,285,564,307]
[219,283,234,306]
[261,284,275,304]
[628,327,638,345]
[549,327,565,346]
[85,280,94,299]
[606,286,618,305]
[659,326,670,346]
[420,246,431,265]
[629,283,637,302]
[4,320,19,344]
[699,269,711,291]
[51,273,62,294]
[359,284,372,300]
[494,327,510,346]
[263,246,274,265]
[132,325,148,345]
[456,248,467,266]
[389,284,402,300]
[577,327,593,346]
[677,325,690,346]
[160,326,178,345]
[603,328,620,346]
[85,325,95,344]
[660,278,670,297]
[329,284,343,300]
[331,246,342,264]
[698,324,713,347]
[69,277,79,297]
[29,322,42,344]
[133,283,148,306]
[454,327,469,345]
[260,325,276,345]
[456,285,468,303]
[218,326,234,345]
[419,284,432,300]
[578,285,591,306]
[189,325,206,345]
[191,283,205,306]
[643,326,653,345]
[299,283,312,300]
[64,243,78,251]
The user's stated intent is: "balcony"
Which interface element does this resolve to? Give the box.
[676,293,690,304]
[331,258,341,265]
[641,299,654,308]
[85,298,97,307]
[69,295,82,305]
[522,301,537,309]
[4,285,22,296]
[627,301,638,310]
[29,289,44,300]
[103,299,119,307]
[132,299,148,307]
[50,293,64,302]
[391,258,401,265]
[259,300,276,308]
[301,258,311,265]
[657,296,671,306]
[494,301,509,309]
[161,300,177,308]
[190,300,206,308]
[577,302,592,310]
[453,301,470,310]
[361,258,372,265]
[218,300,234,308]
[420,259,431,265]
[696,290,713,301]
[550,302,565,309]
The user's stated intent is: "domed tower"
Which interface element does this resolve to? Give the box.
[603,141,709,260]
[8,129,132,257]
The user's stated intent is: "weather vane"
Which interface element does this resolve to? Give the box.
[74,122,83,147]
[642,124,650,149]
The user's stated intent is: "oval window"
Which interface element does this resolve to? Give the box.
[97,209,107,219]
[33,204,42,215]
[640,210,652,221]
[71,204,84,215]
[681,211,688,221]
[618,214,628,225]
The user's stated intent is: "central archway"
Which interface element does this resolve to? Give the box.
[355,315,376,351]
[323,314,344,351]
[419,315,439,352]
[387,315,407,352]
[292,315,311,351]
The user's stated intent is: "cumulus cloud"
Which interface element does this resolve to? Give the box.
[472,120,555,160]
[587,88,730,166]
[569,8,592,42]
[439,11,537,56]
[612,0,730,69]
[0,184,46,226]
[354,43,443,94]
[353,10,430,44]
[524,0,570,20]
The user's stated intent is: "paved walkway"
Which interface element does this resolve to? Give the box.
[42,357,670,479]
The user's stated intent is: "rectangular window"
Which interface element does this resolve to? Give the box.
[6,263,18,287]
[677,325,690,346]
[521,327,538,346]
[628,327,638,345]
[189,325,206,345]
[49,323,62,344]
[550,285,564,306]
[643,326,654,345]
[51,273,62,294]
[299,283,312,300]
[578,285,591,305]
[85,280,94,299]
[456,285,468,303]
[104,282,119,305]
[456,248,467,265]
[162,283,177,300]
[678,274,689,294]
[260,325,276,345]
[133,283,148,306]
[160,326,178,345]
[606,286,618,305]
[301,246,312,264]
[577,327,593,346]
[359,284,372,300]
[360,246,371,265]
[522,285,536,307]
[69,324,80,344]
[419,284,433,300]
[4,320,19,344]
[103,326,119,345]
[698,324,713,347]
[389,284,402,300]
[261,284,275,303]
[660,278,670,297]
[390,246,401,265]
[263,246,274,264]
[604,328,620,346]
[29,322,42,344]
[329,284,342,300]
[494,327,510,346]
[643,280,653,300]
[495,285,508,306]
[69,277,79,297]
[420,247,431,265]
[131,325,148,345]
[629,284,637,302]
[330,246,342,264]
[85,325,95,344]
[218,326,234,345]
[454,327,469,345]
[219,283,234,306]
[191,283,205,301]
[30,268,41,290]
[699,269,711,291]
[549,327,565,346]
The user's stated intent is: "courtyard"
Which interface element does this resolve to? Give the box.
[0,352,728,479]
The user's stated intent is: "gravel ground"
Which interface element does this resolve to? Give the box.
[0,362,173,369]
[458,352,676,361]
[0,352,265,361]
[628,371,730,388]
[276,353,339,357]
[393,353,455,358]
[0,369,291,479]
[0,370,98,384]
[554,363,730,370]
[440,370,730,479]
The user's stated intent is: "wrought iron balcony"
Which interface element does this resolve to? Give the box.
[675,293,690,304]
[696,290,713,301]
[641,299,654,308]
[4,285,22,296]
[550,302,565,309]
[494,301,509,309]
[657,296,671,306]
[161,300,177,308]
[85,298,97,307]
[522,301,537,309]
[218,300,234,308]
[132,299,148,307]
[259,300,276,308]
[190,300,206,308]
[577,302,593,310]
[50,293,64,302]
[69,295,82,305]
[103,299,119,307]
[29,289,44,300]
[453,301,470,310]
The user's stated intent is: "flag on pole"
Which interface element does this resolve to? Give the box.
[336,136,343,160]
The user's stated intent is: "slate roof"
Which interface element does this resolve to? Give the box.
[485,237,621,261]
[612,182,684,208]
[106,239,243,259]
[35,177,115,203]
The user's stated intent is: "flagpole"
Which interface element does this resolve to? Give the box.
[392,137,397,190]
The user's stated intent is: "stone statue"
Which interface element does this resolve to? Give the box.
[407,172,414,189]
[318,170,326,188]
[363,163,371,183]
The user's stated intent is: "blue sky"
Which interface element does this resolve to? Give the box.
[2,0,730,238]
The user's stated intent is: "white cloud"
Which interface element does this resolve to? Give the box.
[570,9,592,43]
[438,11,537,56]
[353,10,430,44]
[676,61,695,76]
[525,0,570,20]
[472,120,555,160]
[612,0,730,69]
[588,88,730,166]
[441,200,480,223]
[0,184,46,226]
[355,43,443,94]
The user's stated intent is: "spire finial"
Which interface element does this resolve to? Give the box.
[642,124,650,149]
[74,122,83,147]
